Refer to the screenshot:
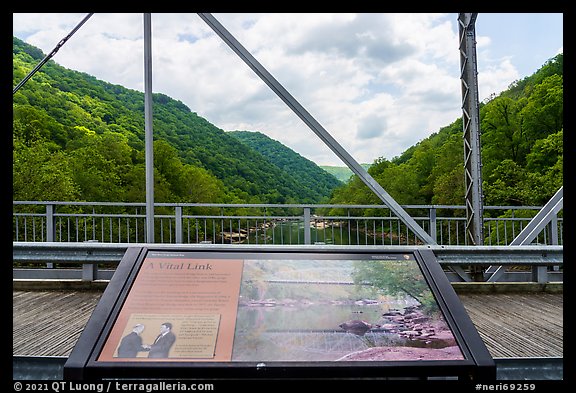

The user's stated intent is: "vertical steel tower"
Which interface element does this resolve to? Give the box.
[458,13,484,247]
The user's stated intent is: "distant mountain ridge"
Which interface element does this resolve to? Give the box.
[228,131,342,200]
[320,164,371,183]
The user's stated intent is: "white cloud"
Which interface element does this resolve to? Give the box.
[478,58,520,102]
[13,13,562,166]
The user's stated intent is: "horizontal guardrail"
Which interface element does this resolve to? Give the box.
[13,242,563,283]
[13,201,564,246]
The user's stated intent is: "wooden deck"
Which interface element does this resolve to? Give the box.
[13,290,104,358]
[459,293,563,358]
[12,289,563,359]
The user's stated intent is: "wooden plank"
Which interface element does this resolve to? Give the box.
[13,290,563,359]
[13,290,103,357]
[457,293,563,358]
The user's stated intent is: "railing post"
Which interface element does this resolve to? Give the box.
[429,207,437,243]
[82,263,97,281]
[46,204,55,242]
[303,207,311,245]
[549,215,559,245]
[175,206,183,244]
[549,215,559,272]
[532,266,548,283]
[46,204,55,268]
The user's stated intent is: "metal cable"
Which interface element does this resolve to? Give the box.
[13,13,94,94]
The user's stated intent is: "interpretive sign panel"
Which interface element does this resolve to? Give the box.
[64,245,495,380]
[98,253,243,362]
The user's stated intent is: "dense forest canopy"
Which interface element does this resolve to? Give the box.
[12,37,341,205]
[328,53,563,209]
[13,37,562,212]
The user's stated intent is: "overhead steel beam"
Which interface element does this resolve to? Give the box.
[197,13,436,245]
[13,13,94,94]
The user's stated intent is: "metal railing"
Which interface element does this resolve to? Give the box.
[12,242,563,283]
[13,201,563,247]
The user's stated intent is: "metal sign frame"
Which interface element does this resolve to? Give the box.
[64,245,494,381]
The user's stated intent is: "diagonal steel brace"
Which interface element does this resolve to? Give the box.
[198,13,436,245]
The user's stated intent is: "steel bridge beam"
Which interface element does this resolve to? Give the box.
[510,186,563,246]
[13,242,562,283]
[487,187,564,282]
[458,13,484,247]
[144,14,155,243]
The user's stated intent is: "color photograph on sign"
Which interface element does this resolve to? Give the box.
[232,256,464,362]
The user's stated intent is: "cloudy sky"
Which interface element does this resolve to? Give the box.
[12,13,563,166]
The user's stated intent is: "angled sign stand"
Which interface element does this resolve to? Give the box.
[198,13,436,246]
[64,244,495,381]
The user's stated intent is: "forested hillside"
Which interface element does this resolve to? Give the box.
[12,36,562,211]
[328,53,563,210]
[228,131,342,201]
[12,37,340,204]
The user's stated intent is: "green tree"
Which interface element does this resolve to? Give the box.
[429,132,464,206]
[481,96,526,175]
[13,140,79,201]
[525,129,563,173]
[352,260,436,312]
[67,146,123,201]
[523,129,563,204]
[483,159,527,206]
[520,74,563,144]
